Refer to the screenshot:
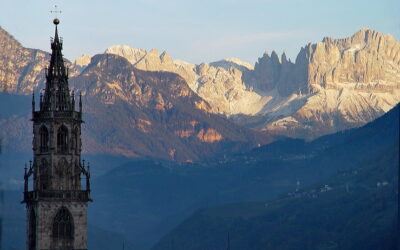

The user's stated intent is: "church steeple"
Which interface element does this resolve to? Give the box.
[41,18,72,112]
[23,17,91,250]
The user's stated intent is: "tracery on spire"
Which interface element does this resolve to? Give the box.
[41,18,73,112]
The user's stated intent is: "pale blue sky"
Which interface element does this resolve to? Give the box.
[1,0,399,64]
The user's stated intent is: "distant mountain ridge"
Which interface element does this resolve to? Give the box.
[76,28,400,139]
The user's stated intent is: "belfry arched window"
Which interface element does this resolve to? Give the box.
[57,125,68,153]
[39,125,49,152]
[52,207,74,239]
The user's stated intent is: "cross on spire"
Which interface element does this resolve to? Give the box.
[50,5,62,18]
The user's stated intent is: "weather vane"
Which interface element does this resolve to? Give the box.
[50,5,62,18]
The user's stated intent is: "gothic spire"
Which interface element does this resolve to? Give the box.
[42,18,72,112]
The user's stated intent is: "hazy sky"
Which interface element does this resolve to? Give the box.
[1,0,399,64]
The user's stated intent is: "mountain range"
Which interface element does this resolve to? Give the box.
[0,26,399,161]
[76,28,400,139]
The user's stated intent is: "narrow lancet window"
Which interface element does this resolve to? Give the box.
[57,125,68,153]
[39,126,49,152]
[40,159,50,190]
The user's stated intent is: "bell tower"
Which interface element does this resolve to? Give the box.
[22,18,91,250]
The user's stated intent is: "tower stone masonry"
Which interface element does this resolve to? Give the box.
[22,18,92,250]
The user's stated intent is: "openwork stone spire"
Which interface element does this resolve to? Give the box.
[42,18,72,111]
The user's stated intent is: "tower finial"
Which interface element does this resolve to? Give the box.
[51,5,61,27]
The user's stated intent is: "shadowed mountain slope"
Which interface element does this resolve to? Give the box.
[152,106,400,250]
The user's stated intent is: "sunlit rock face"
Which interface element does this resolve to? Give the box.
[240,28,400,139]
[73,54,92,72]
[103,29,400,140]
[307,28,400,87]
[103,45,267,116]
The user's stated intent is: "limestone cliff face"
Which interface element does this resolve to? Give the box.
[103,45,266,115]
[73,54,92,72]
[239,29,400,139]
[194,62,268,115]
[249,28,400,97]
[249,51,307,96]
[0,26,48,94]
[104,45,197,86]
[308,29,400,86]
[104,45,146,65]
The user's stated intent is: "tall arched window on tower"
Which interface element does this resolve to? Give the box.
[57,125,68,153]
[39,125,49,152]
[52,207,74,240]
[40,159,50,190]
[28,209,36,250]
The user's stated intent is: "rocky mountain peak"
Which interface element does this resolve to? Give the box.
[252,50,287,92]
[270,50,280,63]
[281,52,288,64]
[73,54,92,71]
[210,58,254,71]
[104,45,147,65]
[305,28,400,87]
[160,51,173,64]
[148,48,159,56]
